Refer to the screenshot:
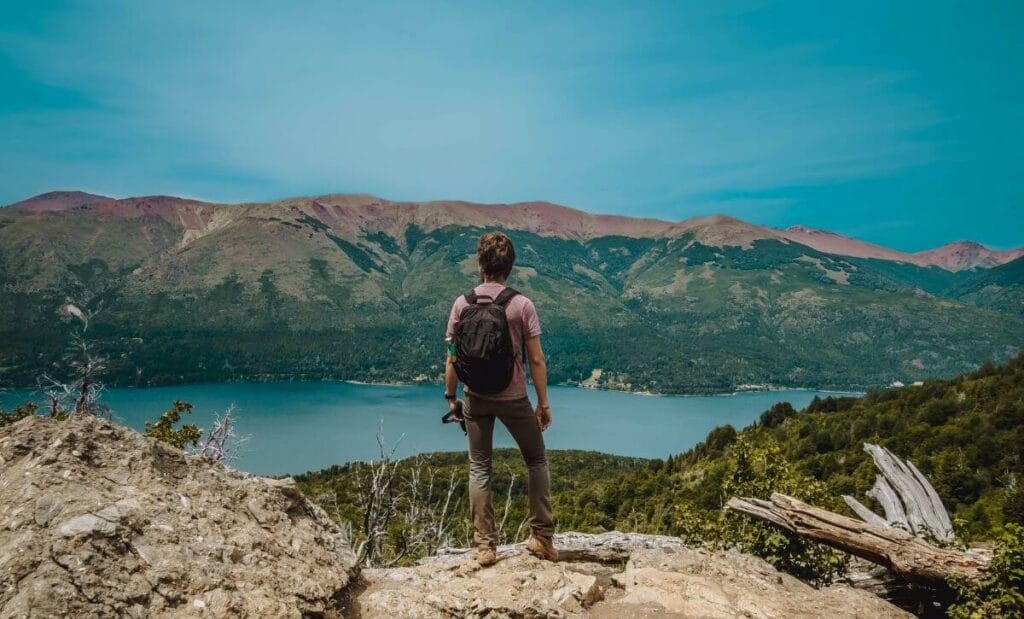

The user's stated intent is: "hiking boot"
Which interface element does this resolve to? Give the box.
[472,546,497,566]
[525,536,558,561]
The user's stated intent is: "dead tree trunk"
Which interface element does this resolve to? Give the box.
[726,493,989,585]
[841,444,954,542]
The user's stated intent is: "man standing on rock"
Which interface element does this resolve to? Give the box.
[445,231,558,566]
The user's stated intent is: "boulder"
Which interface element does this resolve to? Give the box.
[0,415,358,617]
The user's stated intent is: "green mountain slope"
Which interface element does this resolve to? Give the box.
[0,193,1021,392]
[949,256,1024,316]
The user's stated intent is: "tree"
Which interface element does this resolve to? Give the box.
[719,433,849,586]
[38,304,110,419]
[759,401,796,428]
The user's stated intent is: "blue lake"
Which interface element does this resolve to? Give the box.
[1,383,852,476]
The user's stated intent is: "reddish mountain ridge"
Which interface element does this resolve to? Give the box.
[7,190,113,211]
[277,194,678,241]
[781,225,1022,271]
[4,191,1019,271]
[912,241,1024,272]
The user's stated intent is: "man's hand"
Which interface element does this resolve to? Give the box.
[535,404,552,432]
[448,398,463,419]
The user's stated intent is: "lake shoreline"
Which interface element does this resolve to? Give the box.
[1,382,848,475]
[338,378,867,399]
[3,375,866,401]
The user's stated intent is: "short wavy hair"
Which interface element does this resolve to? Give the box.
[477,232,516,280]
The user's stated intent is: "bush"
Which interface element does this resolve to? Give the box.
[0,402,36,428]
[719,433,849,586]
[948,523,1024,618]
[704,424,738,454]
[143,400,202,449]
[759,401,796,428]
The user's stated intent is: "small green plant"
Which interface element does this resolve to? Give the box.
[144,400,202,449]
[0,402,37,428]
[948,523,1024,618]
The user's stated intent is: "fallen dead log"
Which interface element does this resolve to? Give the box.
[726,493,989,585]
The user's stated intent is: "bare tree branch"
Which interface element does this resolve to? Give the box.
[496,465,517,543]
[195,405,248,462]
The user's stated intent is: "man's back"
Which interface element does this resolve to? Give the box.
[446,282,542,401]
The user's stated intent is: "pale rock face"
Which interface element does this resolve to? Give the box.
[355,533,912,619]
[0,415,358,617]
[58,513,116,537]
[1,416,913,618]
[33,494,64,526]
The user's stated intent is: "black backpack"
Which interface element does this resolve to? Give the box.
[452,287,521,395]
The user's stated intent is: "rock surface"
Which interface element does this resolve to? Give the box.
[1,415,914,618]
[0,415,357,618]
[356,532,913,618]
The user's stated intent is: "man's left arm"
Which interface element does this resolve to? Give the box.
[445,345,459,414]
[522,299,550,431]
[445,299,462,414]
[526,336,551,431]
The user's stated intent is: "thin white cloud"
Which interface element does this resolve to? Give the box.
[0,1,978,230]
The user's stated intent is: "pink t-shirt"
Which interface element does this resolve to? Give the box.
[446,282,542,401]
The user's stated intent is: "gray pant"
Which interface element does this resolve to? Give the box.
[463,395,555,548]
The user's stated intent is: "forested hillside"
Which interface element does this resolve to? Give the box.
[950,255,1024,317]
[2,192,1022,393]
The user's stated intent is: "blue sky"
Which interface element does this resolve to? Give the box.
[1,1,1021,250]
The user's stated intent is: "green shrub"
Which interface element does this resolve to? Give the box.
[759,402,796,428]
[719,433,849,586]
[143,400,202,449]
[948,523,1024,618]
[0,402,36,428]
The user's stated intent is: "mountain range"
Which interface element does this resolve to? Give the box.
[1,190,1021,392]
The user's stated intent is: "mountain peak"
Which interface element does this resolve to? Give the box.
[912,240,1024,271]
[779,225,1023,271]
[6,191,113,211]
[666,214,781,248]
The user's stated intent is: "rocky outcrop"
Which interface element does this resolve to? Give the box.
[0,415,358,617]
[356,532,912,618]
[1,415,914,618]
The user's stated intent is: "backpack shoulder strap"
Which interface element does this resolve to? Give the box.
[493,287,520,307]
[464,290,497,305]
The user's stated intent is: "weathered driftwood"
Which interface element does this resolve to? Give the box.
[726,493,988,584]
[842,444,954,541]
